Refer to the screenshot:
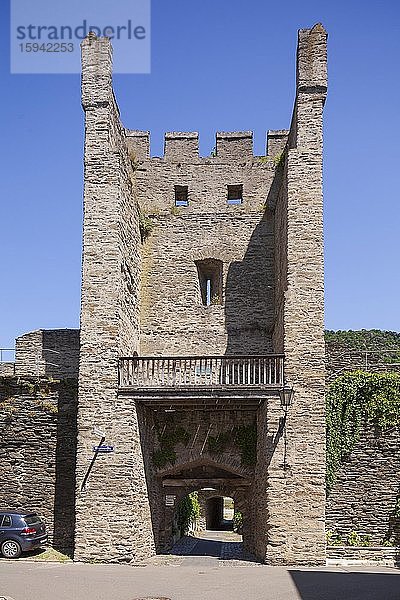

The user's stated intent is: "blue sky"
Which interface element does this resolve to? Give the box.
[1,0,399,350]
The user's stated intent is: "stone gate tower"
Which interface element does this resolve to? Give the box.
[75,24,327,565]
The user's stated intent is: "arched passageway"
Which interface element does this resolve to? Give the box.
[206,496,224,530]
[153,457,255,558]
[168,490,250,560]
[205,496,234,530]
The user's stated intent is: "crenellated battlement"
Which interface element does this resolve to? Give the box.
[125,129,150,160]
[164,131,199,160]
[125,129,290,162]
[266,130,289,157]
[215,131,253,160]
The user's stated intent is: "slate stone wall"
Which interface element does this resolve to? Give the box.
[133,132,277,357]
[75,34,154,562]
[326,344,400,380]
[15,329,79,378]
[327,545,400,567]
[326,425,400,545]
[325,341,400,547]
[260,24,327,565]
[0,376,77,555]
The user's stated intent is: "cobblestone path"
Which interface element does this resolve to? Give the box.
[163,530,260,566]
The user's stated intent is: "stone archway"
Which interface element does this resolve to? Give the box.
[155,457,252,553]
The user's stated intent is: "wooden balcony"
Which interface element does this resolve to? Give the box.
[118,355,284,410]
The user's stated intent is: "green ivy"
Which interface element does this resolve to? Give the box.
[152,424,190,469]
[326,530,372,547]
[326,530,343,546]
[326,370,400,494]
[152,447,177,469]
[207,423,257,466]
[175,492,200,535]
[233,510,243,533]
[347,531,371,547]
[272,152,285,169]
[234,424,257,465]
[207,432,230,454]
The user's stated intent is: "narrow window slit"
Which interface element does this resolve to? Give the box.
[195,259,223,306]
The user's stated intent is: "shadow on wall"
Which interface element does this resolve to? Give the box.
[136,404,165,554]
[289,570,400,600]
[224,210,273,355]
[41,330,80,378]
[53,383,78,555]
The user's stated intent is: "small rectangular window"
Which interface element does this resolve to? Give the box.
[227,184,243,205]
[175,185,189,207]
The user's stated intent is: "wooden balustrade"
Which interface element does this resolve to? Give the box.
[119,355,284,388]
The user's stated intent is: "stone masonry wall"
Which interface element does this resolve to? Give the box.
[264,24,327,565]
[131,132,281,357]
[15,329,79,378]
[75,34,154,562]
[75,25,328,565]
[0,376,77,554]
[326,344,400,380]
[326,545,400,567]
[326,425,400,545]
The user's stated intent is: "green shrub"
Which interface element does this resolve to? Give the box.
[233,511,243,533]
[176,492,200,535]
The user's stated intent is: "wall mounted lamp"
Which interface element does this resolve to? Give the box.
[279,383,294,409]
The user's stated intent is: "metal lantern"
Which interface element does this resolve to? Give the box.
[279,383,294,408]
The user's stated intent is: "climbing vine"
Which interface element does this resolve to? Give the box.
[235,424,257,465]
[272,151,285,169]
[233,510,243,533]
[152,424,190,469]
[326,371,400,494]
[326,530,372,547]
[207,432,230,455]
[175,492,200,535]
[207,423,257,466]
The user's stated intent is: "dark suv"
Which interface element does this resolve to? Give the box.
[0,511,47,558]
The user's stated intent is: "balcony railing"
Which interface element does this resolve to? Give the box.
[118,355,284,389]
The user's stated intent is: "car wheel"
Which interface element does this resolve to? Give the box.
[1,540,22,559]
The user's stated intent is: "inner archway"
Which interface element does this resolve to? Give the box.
[206,496,224,530]
[171,489,244,559]
[155,457,255,557]
[205,495,235,530]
